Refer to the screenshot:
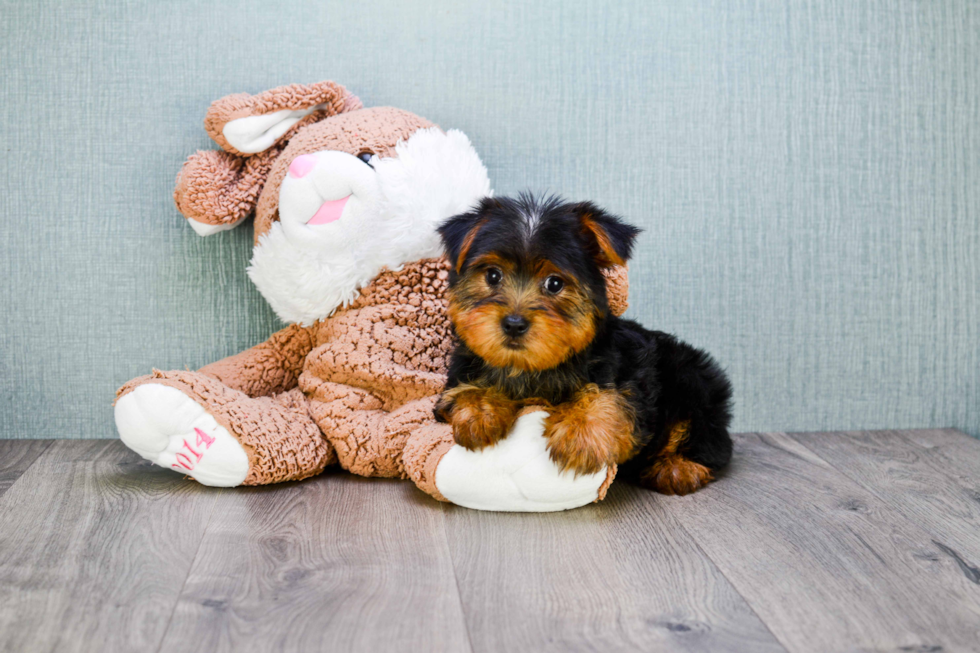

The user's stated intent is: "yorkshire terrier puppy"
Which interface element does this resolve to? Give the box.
[434,194,733,495]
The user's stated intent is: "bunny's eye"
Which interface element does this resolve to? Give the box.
[357,151,374,167]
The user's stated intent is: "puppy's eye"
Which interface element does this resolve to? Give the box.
[357,151,374,167]
[544,275,565,294]
[485,267,503,286]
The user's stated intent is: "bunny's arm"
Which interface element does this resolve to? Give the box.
[198,323,315,398]
[603,264,630,317]
[173,148,280,234]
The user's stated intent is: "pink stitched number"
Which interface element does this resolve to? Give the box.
[195,427,216,449]
[174,453,195,470]
[171,428,216,472]
[181,439,203,462]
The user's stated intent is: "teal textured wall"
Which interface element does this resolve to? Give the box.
[1,0,977,438]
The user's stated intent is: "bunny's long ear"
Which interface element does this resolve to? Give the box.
[174,81,362,235]
[204,80,362,156]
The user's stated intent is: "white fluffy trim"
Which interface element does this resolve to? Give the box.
[248,224,375,326]
[248,127,491,326]
[372,128,491,270]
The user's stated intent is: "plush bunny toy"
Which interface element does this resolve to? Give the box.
[115,81,629,511]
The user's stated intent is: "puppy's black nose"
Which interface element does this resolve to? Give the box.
[501,314,530,337]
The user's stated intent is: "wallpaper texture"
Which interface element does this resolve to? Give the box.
[1,0,977,438]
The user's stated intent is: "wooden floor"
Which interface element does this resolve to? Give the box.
[1,430,979,652]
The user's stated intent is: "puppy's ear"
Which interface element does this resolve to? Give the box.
[573,202,642,268]
[438,197,495,273]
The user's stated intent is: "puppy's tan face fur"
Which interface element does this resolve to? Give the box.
[448,253,599,372]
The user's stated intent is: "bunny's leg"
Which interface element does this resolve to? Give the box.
[304,382,439,479]
[403,406,618,511]
[115,371,334,486]
[300,382,617,510]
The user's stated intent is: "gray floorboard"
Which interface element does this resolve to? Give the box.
[42,438,143,463]
[901,428,980,493]
[788,429,980,565]
[157,473,471,653]
[0,453,218,653]
[655,431,980,653]
[445,484,787,653]
[0,431,978,652]
[0,439,52,497]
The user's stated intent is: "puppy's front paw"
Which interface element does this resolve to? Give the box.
[545,385,636,476]
[440,385,519,451]
[640,455,714,495]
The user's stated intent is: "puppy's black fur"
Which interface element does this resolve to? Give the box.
[436,194,733,493]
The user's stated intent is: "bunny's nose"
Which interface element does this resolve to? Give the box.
[288,154,317,178]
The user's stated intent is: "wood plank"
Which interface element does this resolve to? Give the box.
[0,458,218,653]
[2,430,977,651]
[899,428,980,491]
[656,431,980,653]
[787,430,980,565]
[0,439,53,497]
[41,438,143,463]
[158,472,471,653]
[445,483,787,653]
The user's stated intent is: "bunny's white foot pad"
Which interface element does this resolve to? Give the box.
[115,384,249,487]
[434,411,610,512]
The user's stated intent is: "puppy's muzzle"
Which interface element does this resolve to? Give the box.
[501,314,530,338]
